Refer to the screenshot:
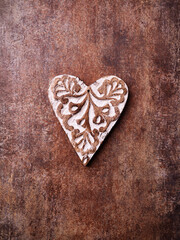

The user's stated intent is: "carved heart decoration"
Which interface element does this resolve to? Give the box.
[49,75,128,166]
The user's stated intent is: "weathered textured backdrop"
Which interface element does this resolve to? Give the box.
[0,0,179,239]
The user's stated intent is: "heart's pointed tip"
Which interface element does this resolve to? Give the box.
[82,161,88,167]
[82,156,91,166]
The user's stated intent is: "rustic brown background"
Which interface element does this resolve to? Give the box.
[0,0,179,239]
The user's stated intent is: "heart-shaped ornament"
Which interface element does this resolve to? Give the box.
[49,75,128,166]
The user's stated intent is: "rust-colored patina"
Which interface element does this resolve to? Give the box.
[0,0,179,239]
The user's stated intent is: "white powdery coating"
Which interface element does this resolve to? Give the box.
[48,75,128,165]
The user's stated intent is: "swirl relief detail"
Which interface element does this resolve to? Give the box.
[49,75,128,166]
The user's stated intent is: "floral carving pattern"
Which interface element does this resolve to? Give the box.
[49,75,128,165]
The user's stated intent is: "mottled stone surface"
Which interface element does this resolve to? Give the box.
[0,0,179,239]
